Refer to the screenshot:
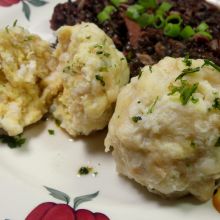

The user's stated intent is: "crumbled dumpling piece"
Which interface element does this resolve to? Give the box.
[105,57,220,201]
[0,26,60,136]
[51,22,130,137]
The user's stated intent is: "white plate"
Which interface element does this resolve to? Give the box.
[0,1,220,219]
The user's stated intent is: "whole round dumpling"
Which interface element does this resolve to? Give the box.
[105,57,220,201]
[0,25,59,136]
[51,22,130,137]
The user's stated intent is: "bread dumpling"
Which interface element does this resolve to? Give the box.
[105,57,220,201]
[51,22,130,137]
[0,26,59,136]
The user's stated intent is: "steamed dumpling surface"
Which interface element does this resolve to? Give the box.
[105,57,220,201]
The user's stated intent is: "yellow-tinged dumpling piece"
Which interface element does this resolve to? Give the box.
[105,57,220,201]
[0,26,60,136]
[51,22,130,137]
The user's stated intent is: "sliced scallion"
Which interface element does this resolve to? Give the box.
[153,14,165,29]
[180,25,195,39]
[126,4,145,20]
[137,13,155,28]
[156,2,173,15]
[138,0,157,9]
[196,22,209,32]
[165,14,182,25]
[97,5,117,23]
[195,31,213,40]
[110,0,128,7]
[164,23,181,37]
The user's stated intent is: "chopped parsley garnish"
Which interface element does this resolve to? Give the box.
[149,65,152,73]
[132,116,142,123]
[78,166,93,175]
[97,5,117,23]
[99,66,108,72]
[13,19,18,27]
[215,137,220,147]
[96,51,103,55]
[86,35,91,39]
[168,80,199,105]
[138,69,143,79]
[5,25,9,33]
[175,67,200,81]
[95,75,105,86]
[212,97,220,110]
[48,129,55,135]
[190,141,196,148]
[147,96,159,114]
[55,119,61,127]
[103,52,110,57]
[183,55,192,67]
[0,134,26,149]
[202,59,220,72]
[94,44,103,49]
[191,96,199,104]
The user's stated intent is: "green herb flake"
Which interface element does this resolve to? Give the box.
[191,96,199,104]
[86,35,91,39]
[96,51,103,55]
[48,129,55,135]
[78,166,93,175]
[175,67,200,81]
[212,97,220,110]
[168,80,199,105]
[147,96,159,114]
[13,19,18,27]
[132,116,142,123]
[183,55,192,67]
[215,137,220,147]
[55,119,61,127]
[63,66,71,73]
[138,69,143,79]
[149,65,152,73]
[0,134,26,149]
[120,57,125,61]
[190,141,196,148]
[103,52,110,57]
[99,66,108,72]
[95,75,105,86]
[94,44,103,49]
[5,25,9,33]
[202,59,220,72]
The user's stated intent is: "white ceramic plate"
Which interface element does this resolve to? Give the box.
[0,1,220,219]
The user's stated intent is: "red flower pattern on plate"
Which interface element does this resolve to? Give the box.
[0,0,20,7]
[25,186,110,220]
[0,0,47,20]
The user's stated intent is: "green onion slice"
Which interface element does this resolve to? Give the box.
[110,0,128,7]
[126,4,145,20]
[156,2,173,15]
[153,14,165,29]
[195,31,213,40]
[137,13,155,28]
[97,5,117,23]
[164,23,181,37]
[180,25,195,39]
[196,22,209,32]
[138,0,157,9]
[166,14,182,25]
